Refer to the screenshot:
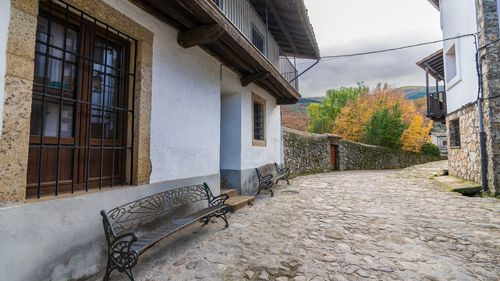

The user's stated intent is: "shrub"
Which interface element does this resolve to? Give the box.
[420,142,441,156]
[362,103,409,149]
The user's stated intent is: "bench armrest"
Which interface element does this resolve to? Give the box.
[108,232,139,269]
[278,167,289,175]
[260,174,273,183]
[210,193,229,206]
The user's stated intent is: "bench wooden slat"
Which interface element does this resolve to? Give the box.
[131,205,228,253]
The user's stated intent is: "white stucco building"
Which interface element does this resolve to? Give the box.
[0,0,319,280]
[419,0,499,192]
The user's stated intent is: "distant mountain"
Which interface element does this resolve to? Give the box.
[282,87,441,131]
[281,97,323,131]
[398,86,444,100]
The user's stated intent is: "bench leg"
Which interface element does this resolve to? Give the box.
[103,258,116,281]
[122,268,135,281]
[203,215,212,225]
[221,212,229,228]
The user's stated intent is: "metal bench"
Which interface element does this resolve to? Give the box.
[100,183,229,281]
[255,167,274,197]
[274,162,290,185]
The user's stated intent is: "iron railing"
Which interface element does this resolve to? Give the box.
[213,0,299,90]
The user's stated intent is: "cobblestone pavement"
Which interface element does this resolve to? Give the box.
[111,161,500,281]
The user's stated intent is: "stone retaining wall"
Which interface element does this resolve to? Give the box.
[282,128,444,175]
[283,127,330,175]
[338,140,445,170]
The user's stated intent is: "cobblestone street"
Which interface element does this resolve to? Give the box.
[112,161,500,281]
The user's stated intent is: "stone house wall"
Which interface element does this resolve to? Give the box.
[338,140,444,171]
[282,127,330,175]
[446,103,482,184]
[477,0,500,193]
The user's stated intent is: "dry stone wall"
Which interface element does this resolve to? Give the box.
[283,128,330,175]
[338,140,444,171]
[282,128,444,175]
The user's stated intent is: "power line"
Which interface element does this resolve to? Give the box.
[315,33,477,61]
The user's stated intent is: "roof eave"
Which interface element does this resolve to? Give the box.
[427,0,440,11]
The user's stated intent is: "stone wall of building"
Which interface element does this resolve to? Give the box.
[446,103,483,184]
[283,127,331,175]
[338,140,444,171]
[477,0,500,193]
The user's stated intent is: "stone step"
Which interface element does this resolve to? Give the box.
[434,176,482,195]
[226,195,255,212]
[221,188,238,197]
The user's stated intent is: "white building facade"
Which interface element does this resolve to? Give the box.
[0,0,319,280]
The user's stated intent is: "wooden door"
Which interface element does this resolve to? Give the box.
[330,144,338,170]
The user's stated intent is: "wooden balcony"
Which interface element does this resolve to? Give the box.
[427,91,447,122]
[417,49,447,122]
[131,0,319,104]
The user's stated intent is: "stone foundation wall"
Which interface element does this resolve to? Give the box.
[283,127,330,175]
[338,140,444,171]
[446,103,482,184]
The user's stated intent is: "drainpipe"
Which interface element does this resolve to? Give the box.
[290,58,321,83]
[475,35,489,193]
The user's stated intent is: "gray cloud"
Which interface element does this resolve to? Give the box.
[296,33,443,97]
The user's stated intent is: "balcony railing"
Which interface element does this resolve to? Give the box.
[213,0,299,90]
[426,91,447,120]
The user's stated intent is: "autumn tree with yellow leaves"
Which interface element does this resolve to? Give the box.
[331,84,432,152]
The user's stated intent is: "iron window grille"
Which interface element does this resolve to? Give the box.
[252,93,266,144]
[27,0,137,199]
[254,103,264,140]
[449,119,461,147]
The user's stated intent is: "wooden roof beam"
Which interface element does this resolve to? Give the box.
[241,72,270,87]
[178,24,225,48]
[267,1,297,54]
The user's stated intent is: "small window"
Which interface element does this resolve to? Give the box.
[445,44,457,83]
[251,24,264,54]
[443,140,448,146]
[252,93,266,146]
[449,119,461,147]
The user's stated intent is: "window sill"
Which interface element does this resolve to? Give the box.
[25,184,134,204]
[252,139,266,147]
[449,146,461,149]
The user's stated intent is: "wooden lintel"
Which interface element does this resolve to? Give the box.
[241,72,270,87]
[177,24,225,48]
[276,98,291,105]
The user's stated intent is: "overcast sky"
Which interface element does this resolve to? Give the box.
[298,0,442,97]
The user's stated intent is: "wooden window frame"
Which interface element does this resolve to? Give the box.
[252,93,266,147]
[26,0,137,199]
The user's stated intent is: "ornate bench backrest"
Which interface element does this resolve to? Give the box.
[105,184,211,235]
